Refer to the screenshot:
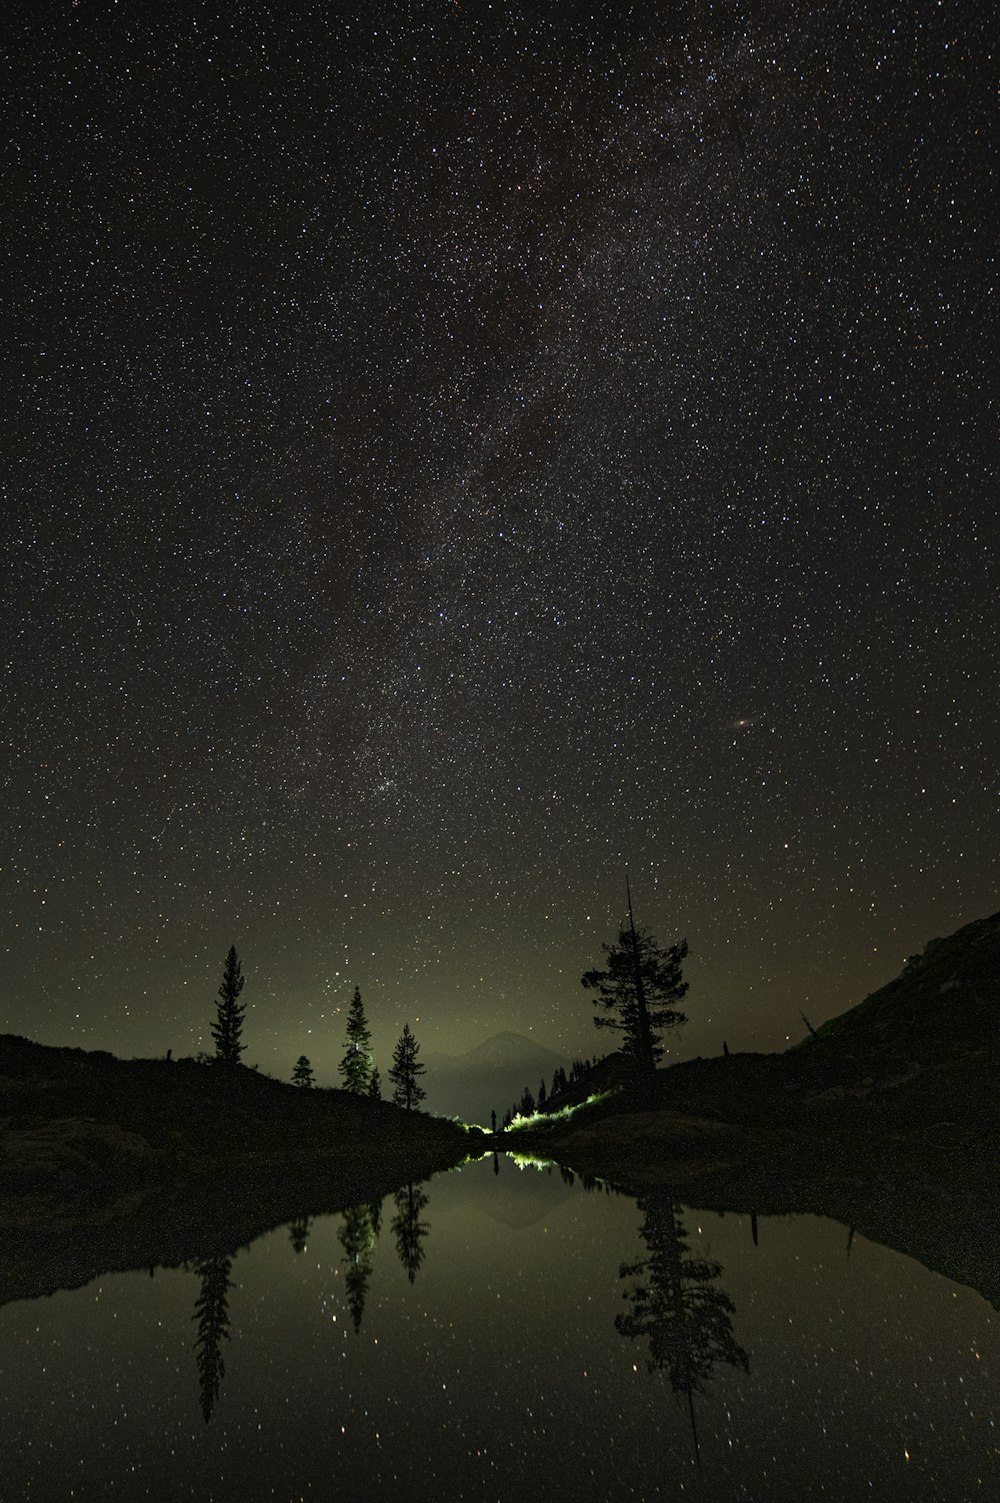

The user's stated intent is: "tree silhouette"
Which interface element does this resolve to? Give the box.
[288,1216,312,1253]
[582,884,687,1073]
[192,1254,233,1423]
[392,1182,430,1282]
[211,946,246,1064]
[338,986,373,1093]
[388,1023,426,1110]
[616,1193,748,1437]
[292,1054,314,1087]
[367,1065,382,1101]
[338,1199,381,1332]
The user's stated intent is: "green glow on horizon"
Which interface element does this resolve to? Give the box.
[506,1090,614,1133]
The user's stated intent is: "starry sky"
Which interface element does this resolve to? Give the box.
[3,1,996,1079]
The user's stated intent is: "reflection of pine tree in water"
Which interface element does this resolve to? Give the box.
[338,1200,382,1333]
[192,1254,233,1424]
[617,1195,749,1408]
[391,1182,430,1283]
[288,1216,312,1254]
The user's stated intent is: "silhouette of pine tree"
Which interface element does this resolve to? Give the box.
[388,1023,426,1110]
[582,883,688,1074]
[292,1054,314,1087]
[192,1254,233,1423]
[392,1182,430,1283]
[616,1193,749,1401]
[288,1216,312,1253]
[368,1066,382,1100]
[339,986,373,1093]
[211,947,246,1064]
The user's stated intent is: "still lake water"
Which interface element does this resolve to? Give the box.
[1,1152,997,1502]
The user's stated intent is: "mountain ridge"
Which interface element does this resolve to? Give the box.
[422,1030,575,1122]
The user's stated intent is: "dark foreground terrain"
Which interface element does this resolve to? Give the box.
[509,910,1000,1304]
[0,1035,478,1233]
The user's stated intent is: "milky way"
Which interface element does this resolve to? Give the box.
[3,2,996,1074]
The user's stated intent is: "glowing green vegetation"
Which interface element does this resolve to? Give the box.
[505,1091,614,1133]
[507,1152,559,1171]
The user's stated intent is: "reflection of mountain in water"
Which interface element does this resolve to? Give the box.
[423,1032,571,1123]
[685,1175,1000,1313]
[448,1156,579,1231]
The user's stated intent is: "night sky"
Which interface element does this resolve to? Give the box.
[3,1,996,1080]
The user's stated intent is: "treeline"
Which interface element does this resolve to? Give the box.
[498,1056,601,1130]
[205,884,693,1127]
[207,947,427,1111]
[196,1181,432,1423]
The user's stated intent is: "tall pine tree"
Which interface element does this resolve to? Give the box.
[338,985,373,1093]
[211,946,246,1064]
[582,880,687,1074]
[388,1023,426,1110]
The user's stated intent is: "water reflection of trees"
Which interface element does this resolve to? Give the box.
[187,1182,432,1417]
[392,1183,430,1284]
[338,1198,383,1333]
[288,1215,312,1253]
[192,1254,233,1424]
[616,1194,749,1456]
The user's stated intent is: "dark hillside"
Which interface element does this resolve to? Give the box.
[805,910,1000,1062]
[0,1034,478,1226]
[511,910,1000,1189]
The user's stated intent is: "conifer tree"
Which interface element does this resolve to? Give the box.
[211,946,246,1064]
[388,1023,426,1110]
[582,883,688,1074]
[338,985,373,1093]
[367,1066,382,1100]
[292,1055,314,1088]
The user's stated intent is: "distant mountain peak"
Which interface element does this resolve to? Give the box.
[421,1030,574,1121]
[460,1032,568,1067]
